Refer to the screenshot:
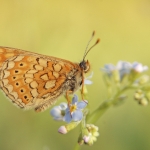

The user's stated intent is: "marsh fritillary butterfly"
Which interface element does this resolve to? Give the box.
[0,32,99,112]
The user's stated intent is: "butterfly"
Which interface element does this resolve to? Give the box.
[0,31,99,112]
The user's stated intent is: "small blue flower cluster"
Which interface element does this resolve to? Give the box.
[102,61,148,79]
[50,95,87,123]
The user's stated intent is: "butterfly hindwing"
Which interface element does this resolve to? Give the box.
[0,48,78,111]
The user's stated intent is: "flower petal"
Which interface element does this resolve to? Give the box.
[132,62,143,72]
[84,72,93,85]
[83,135,90,143]
[58,126,67,134]
[117,61,131,71]
[54,117,65,121]
[143,66,148,71]
[72,110,83,121]
[84,80,93,85]
[59,103,67,110]
[101,64,116,76]
[116,61,132,79]
[64,111,72,123]
[86,72,93,79]
[50,106,62,118]
[72,94,78,104]
[65,107,70,113]
[50,102,68,121]
[132,62,148,73]
[77,101,88,109]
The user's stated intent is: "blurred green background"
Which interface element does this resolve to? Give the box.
[0,0,150,150]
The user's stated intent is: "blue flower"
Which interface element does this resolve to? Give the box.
[50,103,67,121]
[64,95,88,123]
[132,62,148,73]
[101,61,148,80]
[102,61,132,78]
[101,64,116,76]
[84,72,93,85]
[116,61,132,79]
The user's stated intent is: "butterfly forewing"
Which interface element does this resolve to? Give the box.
[0,47,81,112]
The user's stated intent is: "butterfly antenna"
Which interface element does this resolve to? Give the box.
[83,31,100,60]
[83,31,95,60]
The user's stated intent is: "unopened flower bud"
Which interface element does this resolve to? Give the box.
[138,75,150,85]
[134,90,144,101]
[139,98,148,106]
[58,121,80,134]
[146,91,150,101]
[78,124,99,146]
[58,126,67,134]
[78,128,89,145]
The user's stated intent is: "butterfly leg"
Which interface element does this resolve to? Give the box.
[66,90,73,118]
[66,91,71,105]
[81,73,88,104]
[81,72,85,100]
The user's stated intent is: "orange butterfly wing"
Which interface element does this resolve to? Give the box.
[0,47,80,112]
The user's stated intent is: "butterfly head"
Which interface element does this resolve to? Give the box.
[79,60,90,73]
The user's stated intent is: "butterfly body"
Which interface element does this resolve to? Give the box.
[0,47,86,112]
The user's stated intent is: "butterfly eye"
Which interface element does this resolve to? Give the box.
[79,60,90,73]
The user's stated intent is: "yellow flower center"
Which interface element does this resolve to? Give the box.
[70,105,77,112]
